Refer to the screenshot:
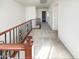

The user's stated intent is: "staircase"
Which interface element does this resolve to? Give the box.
[0,19,41,59]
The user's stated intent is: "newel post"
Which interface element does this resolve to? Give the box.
[25,36,33,59]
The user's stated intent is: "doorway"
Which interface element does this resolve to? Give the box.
[42,11,46,22]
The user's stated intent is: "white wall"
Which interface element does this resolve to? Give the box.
[26,6,36,28]
[0,0,26,58]
[48,0,58,30]
[58,0,79,58]
[0,0,26,33]
[26,6,36,20]
[48,4,53,29]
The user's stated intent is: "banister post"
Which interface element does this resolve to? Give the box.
[25,36,33,59]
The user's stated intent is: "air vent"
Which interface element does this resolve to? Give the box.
[40,0,47,4]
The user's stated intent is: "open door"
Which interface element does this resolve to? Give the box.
[42,11,46,22]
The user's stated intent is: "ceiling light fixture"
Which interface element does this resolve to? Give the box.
[40,0,47,4]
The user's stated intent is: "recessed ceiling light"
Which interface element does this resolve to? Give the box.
[40,0,47,4]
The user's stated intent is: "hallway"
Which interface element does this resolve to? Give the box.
[29,23,73,59]
[0,0,79,58]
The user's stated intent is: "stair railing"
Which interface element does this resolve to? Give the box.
[0,20,33,59]
[0,36,33,59]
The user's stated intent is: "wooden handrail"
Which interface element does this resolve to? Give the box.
[0,19,39,59]
[0,36,33,59]
[10,29,32,58]
[0,43,33,51]
[0,19,33,59]
[0,44,25,51]
[0,20,32,36]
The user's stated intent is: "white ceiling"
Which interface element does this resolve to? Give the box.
[15,0,53,8]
